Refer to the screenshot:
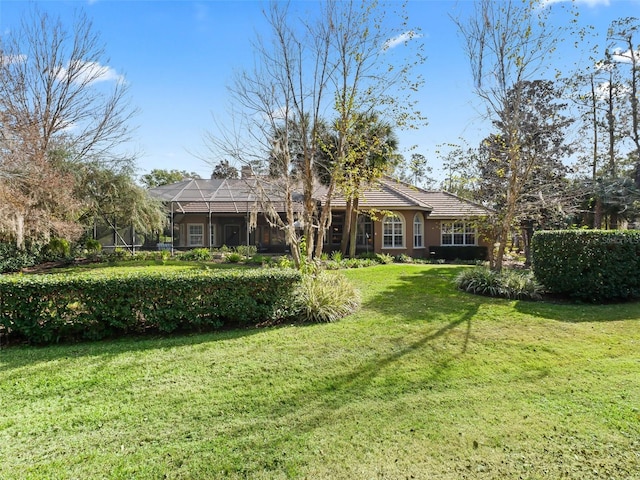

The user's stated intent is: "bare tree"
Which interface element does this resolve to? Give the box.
[0,7,137,247]
[453,0,567,270]
[205,1,425,266]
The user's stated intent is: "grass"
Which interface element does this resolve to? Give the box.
[1,264,639,479]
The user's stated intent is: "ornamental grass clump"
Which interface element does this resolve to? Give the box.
[455,267,543,300]
[294,271,361,323]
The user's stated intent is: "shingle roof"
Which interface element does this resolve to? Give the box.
[376,178,491,218]
[149,176,491,218]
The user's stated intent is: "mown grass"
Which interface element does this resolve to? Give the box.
[1,264,639,479]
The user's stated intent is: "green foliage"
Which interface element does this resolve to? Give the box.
[226,252,243,263]
[0,242,42,273]
[234,245,257,257]
[177,248,212,262]
[43,237,71,260]
[429,246,488,261]
[0,269,301,344]
[455,267,543,300]
[395,253,413,263]
[293,272,360,323]
[532,230,640,302]
[330,251,343,262]
[84,239,102,253]
[375,253,394,264]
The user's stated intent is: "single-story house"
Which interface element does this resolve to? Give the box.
[148,173,492,259]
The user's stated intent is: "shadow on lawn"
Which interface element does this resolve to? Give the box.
[0,325,268,370]
[515,298,640,323]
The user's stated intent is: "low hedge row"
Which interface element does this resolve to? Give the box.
[531,230,640,302]
[0,269,301,344]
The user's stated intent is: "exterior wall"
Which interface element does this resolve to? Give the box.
[170,213,288,252]
[168,210,490,258]
[374,210,429,258]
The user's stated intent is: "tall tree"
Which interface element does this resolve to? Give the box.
[205,0,425,267]
[454,0,568,270]
[607,17,640,189]
[0,7,136,247]
[78,164,167,252]
[338,111,400,257]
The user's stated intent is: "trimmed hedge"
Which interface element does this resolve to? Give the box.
[428,246,488,261]
[0,269,301,344]
[531,230,640,302]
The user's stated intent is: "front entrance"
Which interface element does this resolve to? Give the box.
[224,225,241,246]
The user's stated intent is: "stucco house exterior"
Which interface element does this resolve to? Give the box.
[148,174,492,259]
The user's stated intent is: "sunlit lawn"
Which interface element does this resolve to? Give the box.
[1,264,639,479]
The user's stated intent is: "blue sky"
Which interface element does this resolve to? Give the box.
[1,0,638,183]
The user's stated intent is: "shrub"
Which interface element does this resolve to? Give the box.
[455,267,543,300]
[330,251,343,262]
[0,269,301,344]
[531,230,640,302]
[375,253,394,264]
[235,245,257,257]
[226,252,243,263]
[43,237,71,260]
[0,242,42,273]
[293,272,360,323]
[178,248,211,262]
[396,254,413,263]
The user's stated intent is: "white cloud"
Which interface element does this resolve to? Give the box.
[56,61,125,85]
[383,30,423,50]
[542,0,610,7]
[611,48,640,64]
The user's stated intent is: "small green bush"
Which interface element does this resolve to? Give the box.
[375,253,394,264]
[178,248,212,262]
[226,252,243,263]
[455,267,543,300]
[85,239,102,253]
[532,230,640,302]
[330,251,343,262]
[293,272,360,323]
[395,254,413,263]
[235,245,257,257]
[0,242,42,273]
[44,237,71,260]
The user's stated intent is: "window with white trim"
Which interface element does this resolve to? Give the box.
[413,213,424,248]
[383,214,404,248]
[188,224,204,247]
[441,221,476,246]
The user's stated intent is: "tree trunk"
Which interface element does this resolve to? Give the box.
[340,198,353,255]
[348,197,359,258]
[314,180,335,258]
[593,197,603,229]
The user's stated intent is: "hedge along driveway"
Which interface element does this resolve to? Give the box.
[0,268,301,344]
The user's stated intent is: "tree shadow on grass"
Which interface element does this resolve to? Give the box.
[515,298,640,323]
[0,324,269,370]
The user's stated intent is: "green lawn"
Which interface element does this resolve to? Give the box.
[1,264,639,479]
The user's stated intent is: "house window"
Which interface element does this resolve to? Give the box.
[383,213,404,248]
[413,213,424,248]
[188,224,204,247]
[441,221,476,246]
